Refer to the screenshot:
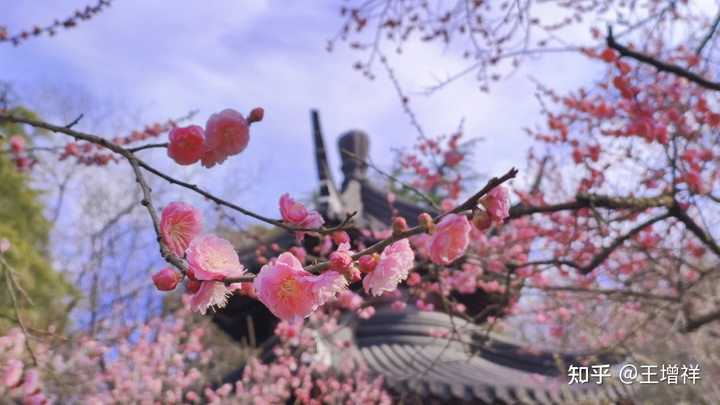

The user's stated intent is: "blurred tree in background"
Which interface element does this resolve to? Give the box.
[0,107,76,333]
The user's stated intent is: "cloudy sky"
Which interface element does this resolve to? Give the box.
[1,0,606,217]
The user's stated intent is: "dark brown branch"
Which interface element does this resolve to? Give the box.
[65,113,84,129]
[607,26,720,91]
[579,213,671,274]
[127,142,168,153]
[696,10,720,55]
[509,213,671,275]
[684,307,720,332]
[670,204,720,257]
[509,193,673,218]
[527,285,678,303]
[0,113,353,235]
[448,167,518,216]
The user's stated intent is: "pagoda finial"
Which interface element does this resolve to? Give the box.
[338,130,369,191]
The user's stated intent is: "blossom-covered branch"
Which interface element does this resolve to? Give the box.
[0,1,114,46]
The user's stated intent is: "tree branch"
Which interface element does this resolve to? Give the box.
[607,26,720,91]
[509,193,673,218]
[670,204,720,257]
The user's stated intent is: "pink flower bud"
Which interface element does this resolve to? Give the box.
[329,250,353,271]
[358,254,379,274]
[152,268,182,291]
[9,135,25,153]
[392,216,408,234]
[417,212,435,233]
[247,107,264,124]
[331,231,350,245]
[167,125,205,165]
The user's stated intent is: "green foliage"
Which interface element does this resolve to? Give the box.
[0,110,77,333]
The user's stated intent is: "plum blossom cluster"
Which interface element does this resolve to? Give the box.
[0,329,46,404]
[0,0,113,46]
[3,134,34,171]
[153,180,512,325]
[155,202,247,315]
[219,314,392,404]
[167,108,264,168]
[394,132,477,202]
[59,117,184,166]
[0,301,394,404]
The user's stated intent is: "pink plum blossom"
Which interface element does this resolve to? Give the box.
[184,234,247,314]
[480,185,510,224]
[362,239,415,296]
[0,238,10,254]
[190,282,238,315]
[186,234,245,282]
[202,109,250,168]
[279,193,309,223]
[160,202,203,257]
[278,194,325,239]
[428,213,471,265]
[167,125,205,165]
[253,252,346,321]
[278,193,324,230]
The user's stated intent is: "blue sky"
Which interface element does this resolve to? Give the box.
[1,0,604,215]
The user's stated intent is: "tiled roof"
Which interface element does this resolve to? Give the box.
[351,305,634,404]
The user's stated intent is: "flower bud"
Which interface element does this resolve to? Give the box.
[9,135,25,153]
[417,212,435,234]
[331,230,350,245]
[358,254,379,273]
[392,216,408,234]
[248,107,265,124]
[329,250,353,271]
[152,268,182,291]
